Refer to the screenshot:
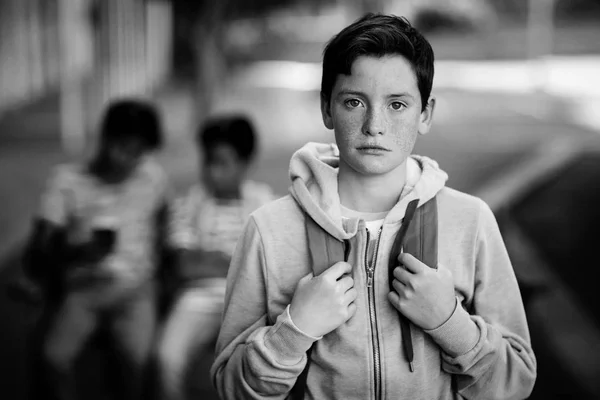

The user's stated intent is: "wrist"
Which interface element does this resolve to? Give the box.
[287,305,322,340]
[289,303,311,335]
[424,297,480,357]
[263,306,320,365]
[429,298,457,330]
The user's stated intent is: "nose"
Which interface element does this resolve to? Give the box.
[363,107,385,136]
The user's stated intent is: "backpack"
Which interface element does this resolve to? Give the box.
[290,197,438,399]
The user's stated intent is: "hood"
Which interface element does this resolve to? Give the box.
[289,142,448,241]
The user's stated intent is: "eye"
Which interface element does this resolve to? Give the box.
[345,99,362,108]
[390,101,405,111]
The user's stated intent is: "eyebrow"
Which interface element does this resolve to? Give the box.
[337,89,415,100]
[337,90,364,97]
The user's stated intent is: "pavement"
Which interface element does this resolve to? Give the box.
[2,27,600,399]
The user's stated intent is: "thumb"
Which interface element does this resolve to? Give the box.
[299,271,314,283]
[435,262,452,278]
[323,261,352,281]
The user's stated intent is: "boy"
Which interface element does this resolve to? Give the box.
[211,14,536,400]
[156,115,275,400]
[31,99,171,400]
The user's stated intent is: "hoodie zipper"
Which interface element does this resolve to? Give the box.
[366,227,383,400]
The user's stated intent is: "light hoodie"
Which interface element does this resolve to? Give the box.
[211,142,537,400]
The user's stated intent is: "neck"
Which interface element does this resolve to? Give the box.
[89,156,124,184]
[338,160,407,213]
[204,179,242,200]
[214,188,242,200]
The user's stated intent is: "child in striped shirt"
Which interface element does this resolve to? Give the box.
[30,99,170,400]
[157,115,275,400]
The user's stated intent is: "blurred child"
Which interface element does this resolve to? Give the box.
[29,99,171,400]
[157,115,275,400]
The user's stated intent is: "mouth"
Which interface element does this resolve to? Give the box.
[357,145,391,152]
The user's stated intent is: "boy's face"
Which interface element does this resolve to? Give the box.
[101,136,146,183]
[321,55,435,177]
[203,143,247,199]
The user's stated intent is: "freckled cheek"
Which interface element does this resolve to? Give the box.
[333,115,363,145]
[390,126,418,153]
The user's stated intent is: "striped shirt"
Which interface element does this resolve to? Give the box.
[38,157,170,295]
[169,181,276,280]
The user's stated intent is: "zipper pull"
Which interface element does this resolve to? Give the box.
[366,268,374,287]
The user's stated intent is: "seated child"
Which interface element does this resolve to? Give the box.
[157,115,275,400]
[31,98,171,400]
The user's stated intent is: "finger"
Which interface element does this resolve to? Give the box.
[436,262,451,274]
[391,278,406,295]
[323,261,352,280]
[299,272,313,283]
[436,264,455,285]
[338,276,354,292]
[393,266,412,284]
[345,302,357,321]
[387,291,402,311]
[344,287,358,304]
[398,253,425,274]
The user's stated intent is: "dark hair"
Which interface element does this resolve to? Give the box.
[197,115,257,162]
[321,13,434,111]
[100,99,163,150]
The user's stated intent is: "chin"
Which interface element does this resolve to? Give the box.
[349,160,398,176]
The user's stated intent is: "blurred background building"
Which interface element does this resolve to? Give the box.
[1,0,600,399]
[0,0,172,154]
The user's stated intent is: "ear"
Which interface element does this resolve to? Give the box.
[320,93,334,130]
[417,96,436,136]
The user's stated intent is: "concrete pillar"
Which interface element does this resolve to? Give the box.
[58,0,93,156]
[527,0,556,92]
[146,0,173,92]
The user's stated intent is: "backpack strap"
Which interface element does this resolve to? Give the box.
[293,197,437,396]
[388,197,438,372]
[403,197,438,270]
[290,216,348,399]
[305,216,347,276]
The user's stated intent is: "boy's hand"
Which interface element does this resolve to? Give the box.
[289,262,357,338]
[387,253,456,330]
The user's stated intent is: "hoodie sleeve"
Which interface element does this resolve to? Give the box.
[210,216,319,399]
[425,199,537,400]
